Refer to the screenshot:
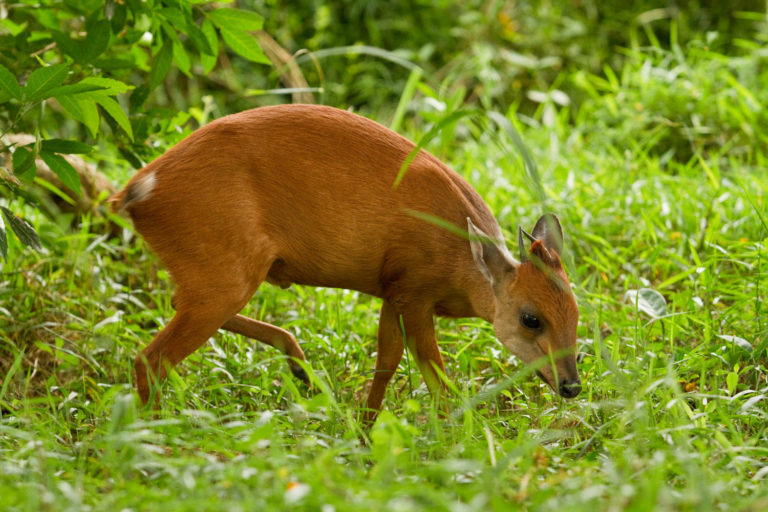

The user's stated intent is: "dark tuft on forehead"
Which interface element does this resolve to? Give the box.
[519,251,570,293]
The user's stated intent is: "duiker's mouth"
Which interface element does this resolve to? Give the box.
[535,370,555,390]
[535,370,581,398]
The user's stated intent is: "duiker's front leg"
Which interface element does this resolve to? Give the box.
[402,309,447,402]
[364,300,405,424]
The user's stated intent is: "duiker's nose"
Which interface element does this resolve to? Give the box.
[559,378,581,398]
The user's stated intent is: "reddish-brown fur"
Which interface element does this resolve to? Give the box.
[111,104,580,420]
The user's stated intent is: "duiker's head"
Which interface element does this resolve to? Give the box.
[468,214,580,398]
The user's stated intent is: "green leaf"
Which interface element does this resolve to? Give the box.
[80,77,132,95]
[159,22,191,77]
[25,63,69,101]
[34,341,54,355]
[187,21,213,56]
[83,19,111,63]
[41,139,92,154]
[219,27,270,64]
[390,67,423,132]
[93,56,136,71]
[150,40,173,89]
[200,18,218,73]
[0,64,22,101]
[206,7,266,65]
[0,206,42,251]
[51,31,84,62]
[57,95,100,137]
[0,17,27,37]
[109,2,127,33]
[39,150,81,195]
[94,96,133,140]
[48,82,108,97]
[172,40,191,77]
[129,84,150,109]
[12,146,35,179]
[0,218,7,261]
[159,7,187,28]
[624,288,668,319]
[33,9,58,31]
[208,8,264,32]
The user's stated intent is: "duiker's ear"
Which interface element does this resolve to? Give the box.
[467,217,515,286]
[531,213,564,255]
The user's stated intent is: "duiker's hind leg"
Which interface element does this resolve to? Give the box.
[168,295,309,383]
[220,314,309,383]
[135,282,255,405]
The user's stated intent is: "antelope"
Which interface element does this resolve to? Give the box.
[111,104,581,421]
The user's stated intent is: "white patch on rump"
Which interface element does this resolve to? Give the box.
[129,171,157,204]
[114,171,157,215]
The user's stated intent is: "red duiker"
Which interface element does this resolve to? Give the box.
[111,104,581,420]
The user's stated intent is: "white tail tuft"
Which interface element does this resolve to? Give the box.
[130,172,157,204]
[114,171,156,214]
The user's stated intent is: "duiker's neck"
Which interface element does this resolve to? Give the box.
[465,272,496,323]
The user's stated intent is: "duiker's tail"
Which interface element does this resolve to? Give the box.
[109,172,157,214]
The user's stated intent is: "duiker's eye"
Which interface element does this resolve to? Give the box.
[520,312,541,330]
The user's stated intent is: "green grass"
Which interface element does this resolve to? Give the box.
[2,42,768,511]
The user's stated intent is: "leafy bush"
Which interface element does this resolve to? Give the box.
[570,39,768,164]
[0,0,273,257]
[254,0,767,112]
